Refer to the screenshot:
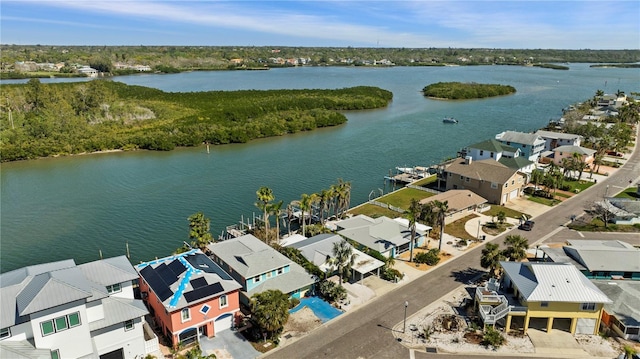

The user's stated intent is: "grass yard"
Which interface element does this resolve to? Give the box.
[615,187,640,199]
[445,214,479,242]
[348,203,400,218]
[376,187,434,210]
[563,179,595,193]
[527,195,560,206]
[413,175,438,186]
[484,205,528,219]
[568,218,640,232]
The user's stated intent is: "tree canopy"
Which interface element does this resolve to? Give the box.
[422,82,516,100]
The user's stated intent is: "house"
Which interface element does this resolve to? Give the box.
[206,234,315,306]
[419,189,488,223]
[78,66,98,77]
[534,130,583,151]
[136,249,242,348]
[443,158,527,205]
[540,240,640,280]
[336,215,429,258]
[475,262,611,335]
[460,139,535,175]
[592,281,640,341]
[495,131,546,162]
[594,198,640,225]
[0,256,156,359]
[552,145,596,170]
[288,234,385,282]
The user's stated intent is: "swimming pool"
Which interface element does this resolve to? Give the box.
[290,296,343,323]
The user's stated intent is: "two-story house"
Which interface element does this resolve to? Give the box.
[534,130,583,151]
[460,139,535,175]
[552,145,596,170]
[495,131,546,162]
[136,249,242,348]
[206,234,316,306]
[475,262,611,336]
[443,158,527,205]
[336,215,429,258]
[0,256,155,359]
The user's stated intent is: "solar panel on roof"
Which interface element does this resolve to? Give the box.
[156,263,178,284]
[190,277,207,289]
[183,283,224,303]
[140,265,174,302]
[168,260,187,276]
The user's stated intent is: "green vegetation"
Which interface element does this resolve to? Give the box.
[414,249,441,266]
[614,187,640,199]
[348,203,399,218]
[567,218,640,233]
[484,205,527,220]
[0,80,392,161]
[422,82,516,100]
[590,63,640,68]
[533,63,569,70]
[444,214,479,242]
[526,195,560,206]
[481,326,506,349]
[376,188,434,209]
[413,175,438,186]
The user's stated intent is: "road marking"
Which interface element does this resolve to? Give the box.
[410,349,415,359]
[532,226,565,247]
[578,232,584,238]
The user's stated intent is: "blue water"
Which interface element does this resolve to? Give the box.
[290,297,343,323]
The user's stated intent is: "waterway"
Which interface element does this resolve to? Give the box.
[1,64,638,272]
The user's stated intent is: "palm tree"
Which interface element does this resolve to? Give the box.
[269,200,284,245]
[404,198,422,262]
[530,168,544,190]
[504,235,529,262]
[255,187,274,243]
[250,289,290,341]
[327,238,355,287]
[300,193,316,237]
[318,189,331,225]
[188,212,213,251]
[434,200,449,251]
[480,243,504,277]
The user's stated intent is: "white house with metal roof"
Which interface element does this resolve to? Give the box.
[207,234,316,306]
[0,256,155,359]
[476,262,611,336]
[336,215,428,258]
[534,130,583,151]
[288,234,385,282]
[495,130,546,162]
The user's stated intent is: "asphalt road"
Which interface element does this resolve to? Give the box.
[264,129,640,359]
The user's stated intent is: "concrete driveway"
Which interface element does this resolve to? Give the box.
[527,329,587,356]
[199,329,259,359]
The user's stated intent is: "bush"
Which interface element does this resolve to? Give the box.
[481,326,505,348]
[317,280,346,302]
[289,298,300,309]
[414,249,440,266]
[381,267,403,282]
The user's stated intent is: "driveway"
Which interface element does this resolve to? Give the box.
[199,329,259,359]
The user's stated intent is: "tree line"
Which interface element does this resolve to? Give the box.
[422,82,516,100]
[0,80,392,161]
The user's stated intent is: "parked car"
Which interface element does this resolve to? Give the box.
[519,220,535,231]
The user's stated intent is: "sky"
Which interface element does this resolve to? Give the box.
[1,1,639,49]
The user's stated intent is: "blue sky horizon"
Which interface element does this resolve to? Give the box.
[1,1,639,49]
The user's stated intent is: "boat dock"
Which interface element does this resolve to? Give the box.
[384,166,433,184]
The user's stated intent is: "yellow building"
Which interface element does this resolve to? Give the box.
[475,262,611,335]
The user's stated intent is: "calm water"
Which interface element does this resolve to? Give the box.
[1,64,638,272]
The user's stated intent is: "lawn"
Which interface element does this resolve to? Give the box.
[483,205,528,219]
[568,218,640,233]
[445,214,479,242]
[348,203,401,218]
[413,175,438,186]
[615,187,640,199]
[562,179,595,193]
[376,187,434,210]
[526,195,560,207]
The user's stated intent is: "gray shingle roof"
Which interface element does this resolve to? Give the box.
[563,240,640,273]
[420,189,487,212]
[553,145,596,156]
[592,281,640,327]
[498,156,534,170]
[534,130,583,141]
[207,234,291,278]
[501,262,611,303]
[468,139,518,153]
[337,215,411,253]
[445,158,521,184]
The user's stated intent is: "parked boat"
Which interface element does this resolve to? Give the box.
[443,117,458,124]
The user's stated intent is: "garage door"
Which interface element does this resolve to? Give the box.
[215,313,234,333]
[508,189,519,201]
[99,348,124,359]
[576,318,596,334]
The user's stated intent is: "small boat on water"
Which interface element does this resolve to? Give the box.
[443,117,458,124]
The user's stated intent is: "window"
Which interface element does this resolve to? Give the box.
[277,268,283,275]
[627,327,639,335]
[219,295,228,308]
[200,305,210,315]
[107,283,122,294]
[54,316,68,332]
[124,319,134,331]
[181,308,191,322]
[479,150,484,156]
[504,183,508,188]
[460,175,464,180]
[254,275,261,283]
[41,320,55,336]
[50,349,60,359]
[0,328,10,339]
[511,180,515,185]
[581,303,596,311]
[66,313,81,328]
[266,271,273,278]
[490,152,494,158]
[540,302,549,308]
[491,183,498,189]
